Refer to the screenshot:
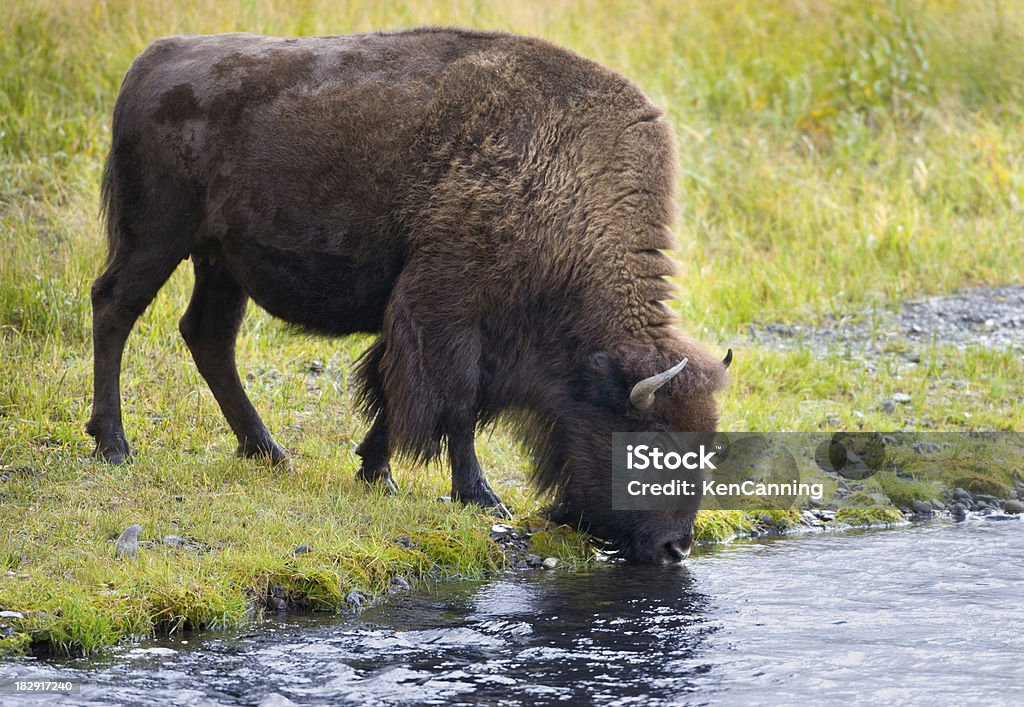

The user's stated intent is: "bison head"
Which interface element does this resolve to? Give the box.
[544,344,731,565]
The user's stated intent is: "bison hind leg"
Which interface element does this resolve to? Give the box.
[88,248,185,463]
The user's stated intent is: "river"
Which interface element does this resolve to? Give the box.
[2,518,1022,705]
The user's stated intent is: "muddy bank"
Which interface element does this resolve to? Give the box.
[747,285,1024,355]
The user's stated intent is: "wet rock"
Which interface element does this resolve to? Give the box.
[930,500,946,511]
[912,501,934,517]
[983,513,1019,522]
[390,575,411,591]
[953,488,973,503]
[293,544,312,555]
[490,523,517,541]
[345,590,366,609]
[525,554,543,568]
[542,557,559,570]
[1001,500,1024,514]
[115,524,143,558]
[950,503,968,520]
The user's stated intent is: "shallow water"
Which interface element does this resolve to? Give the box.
[3,518,1023,705]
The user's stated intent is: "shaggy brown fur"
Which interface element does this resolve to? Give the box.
[88,28,728,564]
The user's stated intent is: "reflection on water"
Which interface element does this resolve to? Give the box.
[2,519,1022,705]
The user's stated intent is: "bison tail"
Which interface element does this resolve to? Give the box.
[99,148,119,265]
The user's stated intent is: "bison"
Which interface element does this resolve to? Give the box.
[87,28,730,565]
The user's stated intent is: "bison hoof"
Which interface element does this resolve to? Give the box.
[452,485,512,519]
[94,434,133,465]
[356,465,398,495]
[237,440,289,468]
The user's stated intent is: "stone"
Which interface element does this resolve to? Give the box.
[0,610,24,620]
[541,557,559,570]
[950,503,968,520]
[880,400,897,413]
[1001,500,1024,514]
[162,535,185,547]
[912,501,933,516]
[953,488,972,502]
[893,393,912,403]
[293,544,312,555]
[390,575,411,591]
[345,590,366,608]
[115,524,143,558]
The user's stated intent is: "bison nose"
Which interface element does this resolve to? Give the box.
[661,537,693,564]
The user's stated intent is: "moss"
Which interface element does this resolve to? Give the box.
[750,509,802,531]
[0,632,32,657]
[835,507,905,526]
[694,511,752,543]
[528,525,593,565]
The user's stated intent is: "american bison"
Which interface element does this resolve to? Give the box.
[87,28,730,564]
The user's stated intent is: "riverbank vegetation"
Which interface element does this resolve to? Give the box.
[2,0,1023,656]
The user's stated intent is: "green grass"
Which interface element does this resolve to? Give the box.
[3,0,1024,656]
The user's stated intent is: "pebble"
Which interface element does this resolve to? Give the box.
[392,534,412,547]
[162,535,185,547]
[541,557,559,570]
[0,610,24,620]
[911,441,941,454]
[880,400,897,413]
[293,544,312,555]
[115,524,143,558]
[893,393,912,404]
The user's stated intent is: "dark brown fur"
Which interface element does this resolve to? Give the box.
[88,28,728,564]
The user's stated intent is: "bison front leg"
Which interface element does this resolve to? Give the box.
[179,260,287,466]
[355,413,398,494]
[446,409,511,519]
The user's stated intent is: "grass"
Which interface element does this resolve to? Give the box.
[2,0,1023,656]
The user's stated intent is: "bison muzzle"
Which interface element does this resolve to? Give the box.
[86,28,730,565]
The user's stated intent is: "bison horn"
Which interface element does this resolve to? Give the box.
[629,358,688,411]
[723,348,733,369]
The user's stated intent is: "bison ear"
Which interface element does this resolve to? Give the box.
[582,351,628,408]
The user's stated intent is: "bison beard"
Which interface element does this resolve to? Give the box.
[87,28,729,565]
